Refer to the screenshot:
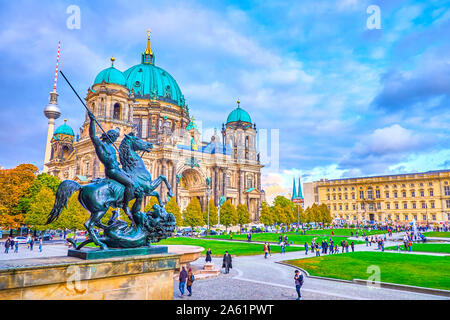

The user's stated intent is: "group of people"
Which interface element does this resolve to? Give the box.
[177,249,233,298]
[365,235,386,251]
[3,234,43,254]
[304,238,355,256]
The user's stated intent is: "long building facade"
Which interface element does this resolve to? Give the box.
[303,170,450,225]
[44,31,264,221]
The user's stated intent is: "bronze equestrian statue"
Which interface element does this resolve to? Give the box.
[46,111,175,250]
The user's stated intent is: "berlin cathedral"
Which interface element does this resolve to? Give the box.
[43,31,264,221]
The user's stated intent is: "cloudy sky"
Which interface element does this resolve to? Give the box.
[0,0,449,201]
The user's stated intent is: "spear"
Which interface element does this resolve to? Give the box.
[59,70,119,153]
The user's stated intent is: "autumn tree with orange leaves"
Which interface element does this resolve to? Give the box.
[0,164,39,228]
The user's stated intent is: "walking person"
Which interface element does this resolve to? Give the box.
[39,237,43,252]
[280,240,285,254]
[294,270,304,300]
[10,239,14,253]
[4,237,11,254]
[186,267,194,296]
[351,241,355,252]
[178,266,188,298]
[222,251,232,274]
[205,248,212,263]
[29,237,34,251]
[268,243,272,256]
[14,239,19,253]
[263,243,268,259]
[304,242,308,255]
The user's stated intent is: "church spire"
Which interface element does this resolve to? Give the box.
[297,177,303,199]
[292,178,297,200]
[142,28,155,65]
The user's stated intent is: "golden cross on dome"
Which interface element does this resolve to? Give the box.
[237,99,241,107]
[145,28,153,55]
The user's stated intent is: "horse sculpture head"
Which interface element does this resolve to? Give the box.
[119,132,153,171]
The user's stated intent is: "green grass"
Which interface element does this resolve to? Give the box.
[285,251,450,290]
[301,228,387,237]
[424,232,450,238]
[385,243,450,254]
[206,232,364,245]
[157,237,304,256]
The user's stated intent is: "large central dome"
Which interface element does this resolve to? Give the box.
[123,63,185,107]
[92,30,186,108]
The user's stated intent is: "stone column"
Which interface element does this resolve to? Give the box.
[222,169,227,199]
[214,166,219,205]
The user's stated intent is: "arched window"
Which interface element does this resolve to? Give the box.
[62,146,70,160]
[113,103,121,120]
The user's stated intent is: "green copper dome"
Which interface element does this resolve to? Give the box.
[226,100,252,124]
[123,63,185,107]
[93,63,126,86]
[54,121,74,136]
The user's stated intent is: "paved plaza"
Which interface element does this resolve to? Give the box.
[174,243,448,300]
[1,238,448,300]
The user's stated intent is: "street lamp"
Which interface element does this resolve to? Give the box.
[206,177,212,231]
[218,195,226,226]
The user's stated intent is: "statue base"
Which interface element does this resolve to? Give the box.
[68,246,168,260]
[0,252,181,300]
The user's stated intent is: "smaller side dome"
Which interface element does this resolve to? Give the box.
[54,120,74,136]
[226,100,252,125]
[93,57,126,86]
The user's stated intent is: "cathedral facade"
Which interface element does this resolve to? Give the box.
[44,32,264,221]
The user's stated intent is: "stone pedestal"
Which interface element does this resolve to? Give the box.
[0,253,181,300]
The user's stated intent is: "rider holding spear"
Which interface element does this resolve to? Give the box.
[87,110,139,224]
[59,70,139,225]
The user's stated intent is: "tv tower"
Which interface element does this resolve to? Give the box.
[43,41,62,173]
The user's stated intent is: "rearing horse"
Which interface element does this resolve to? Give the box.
[47,133,173,250]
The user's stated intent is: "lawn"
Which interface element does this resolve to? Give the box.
[206,232,364,245]
[385,243,450,254]
[285,251,450,290]
[157,237,304,256]
[301,228,387,237]
[424,232,450,238]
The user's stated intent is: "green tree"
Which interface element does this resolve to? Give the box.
[219,200,237,231]
[259,202,274,226]
[293,204,304,224]
[203,199,218,228]
[165,197,183,227]
[304,206,312,223]
[17,173,61,216]
[318,203,332,224]
[24,187,55,231]
[273,195,294,209]
[55,194,89,233]
[236,204,251,229]
[284,206,295,224]
[182,197,204,229]
[272,205,286,225]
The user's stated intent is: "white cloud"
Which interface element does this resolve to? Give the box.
[352,124,423,157]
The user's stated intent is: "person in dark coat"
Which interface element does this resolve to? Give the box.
[4,237,11,254]
[178,266,188,297]
[222,251,232,273]
[205,248,212,263]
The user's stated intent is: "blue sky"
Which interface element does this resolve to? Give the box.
[0,0,449,198]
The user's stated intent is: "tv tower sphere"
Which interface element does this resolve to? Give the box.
[44,92,61,119]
